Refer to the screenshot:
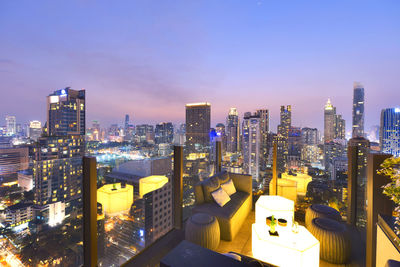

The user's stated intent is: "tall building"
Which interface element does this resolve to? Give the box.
[324,99,346,142]
[324,139,347,175]
[352,82,365,138]
[185,103,211,152]
[34,88,85,226]
[215,123,227,154]
[136,124,154,143]
[242,112,260,181]
[348,137,370,232]
[0,147,29,177]
[29,120,42,141]
[226,108,240,153]
[155,122,174,144]
[47,88,85,136]
[256,109,270,170]
[380,108,400,157]
[5,115,16,136]
[278,105,291,138]
[302,127,318,145]
[124,114,130,131]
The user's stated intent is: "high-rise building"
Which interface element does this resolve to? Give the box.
[185,103,211,152]
[301,127,318,145]
[226,108,240,153]
[136,124,154,143]
[29,120,42,141]
[348,137,370,232]
[256,109,270,170]
[324,139,347,175]
[324,99,346,142]
[155,122,174,144]
[124,114,130,130]
[352,82,365,138]
[34,88,85,225]
[5,115,16,136]
[215,123,227,154]
[242,112,260,181]
[47,88,85,136]
[278,105,291,138]
[380,108,400,157]
[0,147,29,177]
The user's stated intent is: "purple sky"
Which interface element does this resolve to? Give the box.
[1,1,399,133]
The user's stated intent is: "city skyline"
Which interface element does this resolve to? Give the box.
[1,1,399,131]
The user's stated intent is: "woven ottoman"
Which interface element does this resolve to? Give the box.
[185,213,220,250]
[305,204,341,229]
[308,217,350,264]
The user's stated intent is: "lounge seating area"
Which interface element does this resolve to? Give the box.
[159,171,368,267]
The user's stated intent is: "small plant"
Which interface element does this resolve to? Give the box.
[377,156,400,243]
[270,215,277,233]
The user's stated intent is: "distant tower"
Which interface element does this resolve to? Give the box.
[380,108,400,157]
[185,103,211,153]
[226,108,240,153]
[324,99,345,142]
[124,114,130,129]
[242,112,260,181]
[352,82,365,138]
[278,105,291,138]
[5,115,16,136]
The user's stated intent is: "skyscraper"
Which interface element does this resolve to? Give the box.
[226,108,240,153]
[5,115,16,136]
[324,99,346,142]
[34,88,85,225]
[47,87,85,136]
[278,105,291,138]
[348,137,370,232]
[155,122,174,144]
[185,103,211,152]
[380,108,400,157]
[256,109,270,170]
[242,112,260,181]
[352,82,365,138]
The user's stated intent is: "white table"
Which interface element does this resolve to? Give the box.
[252,223,319,267]
[255,195,294,227]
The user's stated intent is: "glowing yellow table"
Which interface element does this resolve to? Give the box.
[255,195,294,227]
[252,223,319,267]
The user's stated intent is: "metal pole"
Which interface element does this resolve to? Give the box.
[347,145,358,226]
[83,156,98,267]
[173,146,183,229]
[216,141,222,173]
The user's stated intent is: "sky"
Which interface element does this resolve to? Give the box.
[0,0,399,133]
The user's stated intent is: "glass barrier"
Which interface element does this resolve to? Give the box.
[89,142,174,266]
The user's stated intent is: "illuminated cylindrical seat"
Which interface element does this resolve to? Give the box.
[308,218,350,264]
[305,204,341,229]
[185,213,220,250]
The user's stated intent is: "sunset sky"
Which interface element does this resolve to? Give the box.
[1,0,399,132]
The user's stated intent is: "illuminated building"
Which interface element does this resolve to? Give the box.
[276,105,291,171]
[185,102,211,153]
[348,137,370,233]
[256,109,270,170]
[288,127,302,169]
[97,183,134,216]
[155,122,174,144]
[331,157,348,181]
[281,171,312,197]
[47,87,85,136]
[4,203,33,228]
[324,99,346,143]
[0,147,29,177]
[380,108,400,157]
[278,105,291,138]
[324,139,346,175]
[352,82,365,138]
[136,124,154,143]
[301,144,319,164]
[273,134,287,174]
[215,123,227,154]
[48,201,65,227]
[226,107,240,153]
[242,112,260,181]
[29,120,42,141]
[5,115,16,136]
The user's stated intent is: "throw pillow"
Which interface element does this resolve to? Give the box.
[202,176,220,202]
[211,187,231,207]
[221,179,236,196]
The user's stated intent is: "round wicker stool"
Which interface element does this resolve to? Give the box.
[305,204,341,229]
[308,217,350,264]
[185,213,220,250]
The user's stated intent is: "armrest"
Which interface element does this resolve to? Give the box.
[194,182,205,205]
[229,173,252,194]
